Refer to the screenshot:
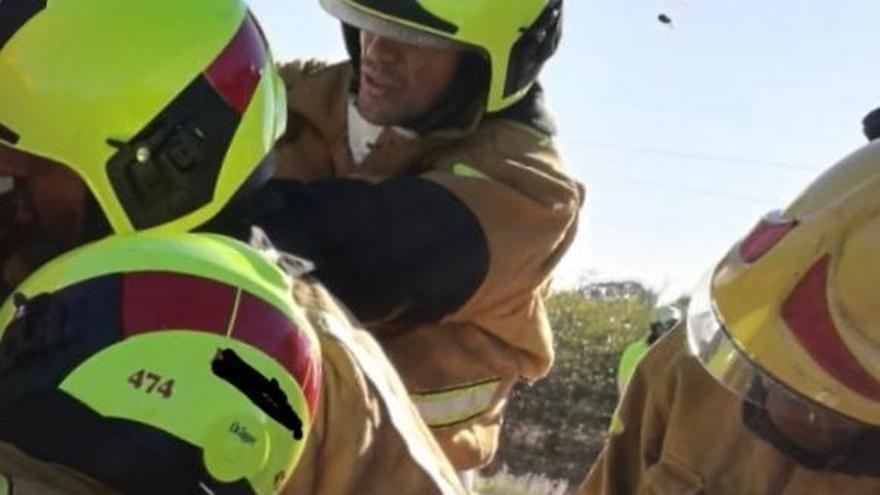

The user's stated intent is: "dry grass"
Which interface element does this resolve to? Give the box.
[475,466,570,495]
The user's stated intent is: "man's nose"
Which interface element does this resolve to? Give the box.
[361,32,403,64]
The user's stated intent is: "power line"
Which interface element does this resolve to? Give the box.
[559,138,823,173]
[585,171,781,206]
[578,152,802,180]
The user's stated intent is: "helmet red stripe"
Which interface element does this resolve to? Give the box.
[121,272,321,416]
[738,214,797,263]
[233,292,322,416]
[782,255,880,401]
[203,14,267,114]
[122,272,235,335]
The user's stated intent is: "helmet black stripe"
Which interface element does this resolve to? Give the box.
[0,122,19,145]
[0,0,47,50]
[106,76,239,230]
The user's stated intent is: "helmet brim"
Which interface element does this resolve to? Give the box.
[320,0,463,50]
[686,269,869,430]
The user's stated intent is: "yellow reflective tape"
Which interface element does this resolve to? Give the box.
[609,408,626,435]
[452,163,490,181]
[411,379,501,427]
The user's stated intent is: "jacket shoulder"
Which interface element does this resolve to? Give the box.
[275,60,351,155]
[277,59,341,88]
[640,323,689,370]
[489,82,557,137]
[439,119,584,213]
[277,59,352,111]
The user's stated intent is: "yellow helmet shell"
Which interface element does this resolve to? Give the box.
[703,141,880,426]
[0,0,287,233]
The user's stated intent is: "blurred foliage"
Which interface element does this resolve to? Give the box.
[487,280,657,486]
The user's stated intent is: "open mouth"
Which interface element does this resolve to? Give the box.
[361,67,401,96]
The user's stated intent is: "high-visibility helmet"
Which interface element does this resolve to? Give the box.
[651,305,681,333]
[0,233,321,494]
[688,141,880,428]
[321,0,563,113]
[0,0,287,234]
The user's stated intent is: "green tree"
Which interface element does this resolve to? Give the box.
[489,281,655,485]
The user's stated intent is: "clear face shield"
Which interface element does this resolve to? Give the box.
[320,0,464,50]
[686,271,867,454]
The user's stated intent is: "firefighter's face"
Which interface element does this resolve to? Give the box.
[357,30,460,126]
[0,144,88,286]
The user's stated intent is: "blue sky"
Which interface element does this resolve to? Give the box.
[249,0,879,300]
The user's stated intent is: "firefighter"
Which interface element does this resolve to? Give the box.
[266,0,583,471]
[581,141,880,494]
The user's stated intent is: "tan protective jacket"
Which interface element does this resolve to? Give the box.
[274,60,583,469]
[580,327,880,495]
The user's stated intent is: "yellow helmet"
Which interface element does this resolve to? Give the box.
[0,0,286,234]
[322,0,563,114]
[688,141,880,427]
[0,232,321,494]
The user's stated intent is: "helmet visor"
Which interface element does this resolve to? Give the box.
[320,0,463,50]
[686,270,868,431]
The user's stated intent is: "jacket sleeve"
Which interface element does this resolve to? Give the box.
[421,128,583,377]
[255,175,491,326]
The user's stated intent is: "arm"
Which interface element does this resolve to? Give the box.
[258,126,582,334]
[256,176,490,325]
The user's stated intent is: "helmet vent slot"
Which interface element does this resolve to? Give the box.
[0,122,19,145]
[0,0,47,50]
